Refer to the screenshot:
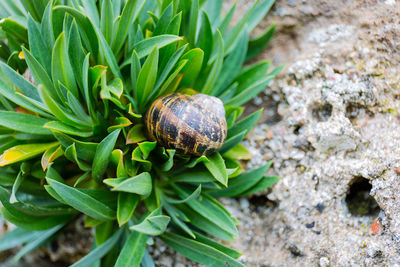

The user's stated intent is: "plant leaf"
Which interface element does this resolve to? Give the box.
[68,19,86,91]
[54,6,99,59]
[53,132,98,161]
[160,232,245,267]
[223,0,257,55]
[117,192,139,226]
[223,144,251,160]
[104,172,152,196]
[239,175,280,196]
[203,152,227,186]
[27,15,51,75]
[112,0,146,54]
[92,129,121,182]
[0,61,40,101]
[96,26,123,80]
[13,224,64,262]
[44,121,92,138]
[46,178,116,221]
[209,161,272,197]
[174,187,237,236]
[22,47,59,100]
[201,30,223,95]
[154,44,187,93]
[0,111,51,135]
[214,30,248,95]
[196,11,213,66]
[115,230,148,267]
[166,185,201,204]
[130,208,170,236]
[0,142,58,167]
[41,145,63,171]
[228,109,263,139]
[179,48,204,87]
[70,228,123,267]
[0,228,42,251]
[134,35,182,59]
[219,130,246,154]
[247,0,275,32]
[246,24,275,61]
[192,229,242,259]
[187,0,199,45]
[126,124,147,144]
[224,74,275,107]
[136,46,158,111]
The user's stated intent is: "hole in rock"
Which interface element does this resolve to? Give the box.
[345,177,380,217]
[345,103,360,120]
[248,195,278,212]
[293,124,303,135]
[312,103,332,122]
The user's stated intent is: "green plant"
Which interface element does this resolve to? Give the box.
[0,0,280,266]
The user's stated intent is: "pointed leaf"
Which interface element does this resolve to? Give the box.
[117,192,139,226]
[0,228,42,251]
[0,111,51,135]
[202,30,224,95]
[104,172,152,195]
[239,175,280,196]
[227,109,263,138]
[209,162,272,197]
[203,152,227,186]
[179,48,204,87]
[92,129,121,182]
[246,24,275,61]
[160,232,245,267]
[46,178,116,221]
[70,228,123,267]
[0,142,58,167]
[130,208,170,236]
[134,35,182,58]
[112,0,146,54]
[44,121,92,137]
[13,224,64,262]
[136,47,158,110]
[115,230,148,267]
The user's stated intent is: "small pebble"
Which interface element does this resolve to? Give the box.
[306,222,315,228]
[371,220,379,235]
[316,203,324,212]
[319,257,330,267]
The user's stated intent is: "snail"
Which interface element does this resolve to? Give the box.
[144,93,227,156]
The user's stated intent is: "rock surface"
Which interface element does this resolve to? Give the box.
[225,0,400,266]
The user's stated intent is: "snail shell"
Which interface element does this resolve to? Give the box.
[144,93,227,156]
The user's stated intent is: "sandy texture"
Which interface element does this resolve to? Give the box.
[226,0,400,266]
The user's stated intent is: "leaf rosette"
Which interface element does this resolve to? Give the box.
[0,0,281,266]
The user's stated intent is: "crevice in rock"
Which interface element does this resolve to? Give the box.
[311,103,333,122]
[345,103,361,120]
[293,124,303,135]
[345,177,380,217]
[248,195,278,212]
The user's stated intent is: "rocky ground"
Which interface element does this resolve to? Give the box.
[225,0,400,266]
[2,0,400,266]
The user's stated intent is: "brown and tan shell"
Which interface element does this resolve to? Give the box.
[144,93,227,156]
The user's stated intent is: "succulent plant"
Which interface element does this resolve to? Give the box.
[0,0,281,266]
